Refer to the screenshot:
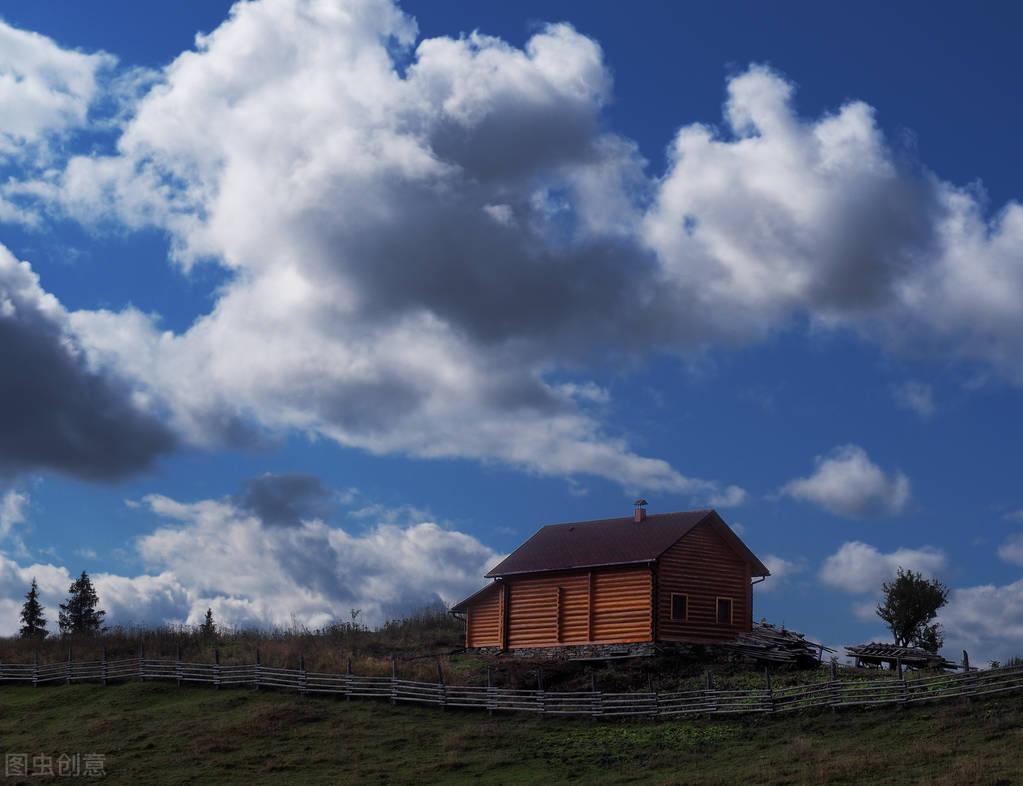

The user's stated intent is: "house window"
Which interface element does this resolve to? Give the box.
[716,597,733,625]
[670,593,688,622]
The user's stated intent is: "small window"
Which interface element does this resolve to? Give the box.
[716,597,733,625]
[670,593,688,622]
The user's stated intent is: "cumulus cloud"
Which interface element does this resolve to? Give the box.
[781,445,911,518]
[939,579,1023,664]
[819,540,946,593]
[0,488,28,539]
[0,20,114,163]
[44,1,741,499]
[997,533,1023,566]
[644,65,1023,380]
[233,473,339,527]
[0,0,1021,494]
[134,490,502,628]
[0,20,118,224]
[0,475,503,632]
[892,381,936,419]
[0,244,177,480]
[759,553,803,592]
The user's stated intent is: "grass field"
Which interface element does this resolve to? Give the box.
[1,683,1022,784]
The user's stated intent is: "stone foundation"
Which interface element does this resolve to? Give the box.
[464,641,739,661]
[465,642,659,660]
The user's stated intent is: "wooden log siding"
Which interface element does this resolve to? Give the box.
[590,566,654,643]
[465,584,502,648]
[656,521,751,642]
[508,572,590,647]
[505,566,653,648]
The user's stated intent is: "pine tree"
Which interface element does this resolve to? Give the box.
[19,578,48,639]
[199,608,216,642]
[58,571,106,636]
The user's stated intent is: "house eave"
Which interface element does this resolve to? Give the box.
[485,559,655,579]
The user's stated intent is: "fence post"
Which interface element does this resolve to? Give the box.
[962,650,972,702]
[33,651,38,688]
[436,657,446,710]
[486,666,494,716]
[254,647,260,691]
[346,657,352,702]
[138,639,144,682]
[175,645,182,688]
[830,659,840,712]
[765,668,775,713]
[538,667,546,718]
[65,645,71,686]
[101,646,107,687]
[897,657,907,707]
[648,673,658,720]
[214,648,221,690]
[590,672,602,721]
[705,670,717,714]
[390,655,397,705]
[299,654,307,696]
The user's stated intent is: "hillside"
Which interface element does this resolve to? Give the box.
[1,683,1021,785]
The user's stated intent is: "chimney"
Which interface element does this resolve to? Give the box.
[634,499,648,522]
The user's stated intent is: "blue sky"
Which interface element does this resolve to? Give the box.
[0,0,1021,662]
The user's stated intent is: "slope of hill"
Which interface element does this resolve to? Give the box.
[1,682,1021,785]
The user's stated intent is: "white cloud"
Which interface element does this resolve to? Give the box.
[132,492,503,628]
[997,533,1023,566]
[0,480,504,633]
[1003,509,1023,522]
[939,579,1023,664]
[644,65,1023,382]
[892,381,936,419]
[851,599,879,621]
[0,0,1021,496]
[819,540,946,594]
[781,444,911,518]
[0,489,28,539]
[759,553,803,592]
[703,485,747,508]
[0,20,114,164]
[46,1,741,500]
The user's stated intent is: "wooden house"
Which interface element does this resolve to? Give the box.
[451,504,770,652]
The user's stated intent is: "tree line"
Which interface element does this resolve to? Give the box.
[18,573,218,641]
[16,566,950,653]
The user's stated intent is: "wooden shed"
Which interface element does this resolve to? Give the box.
[451,505,770,652]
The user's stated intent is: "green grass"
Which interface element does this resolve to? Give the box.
[1,683,1022,785]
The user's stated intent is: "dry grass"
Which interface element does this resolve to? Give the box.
[2,681,1023,784]
[0,605,464,680]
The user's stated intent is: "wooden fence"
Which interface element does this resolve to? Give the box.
[2,655,1022,720]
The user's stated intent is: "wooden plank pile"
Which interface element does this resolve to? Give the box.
[845,643,958,671]
[726,622,835,667]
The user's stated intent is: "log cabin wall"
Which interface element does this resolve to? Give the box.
[503,565,653,648]
[655,520,750,642]
[465,584,503,648]
[590,566,654,643]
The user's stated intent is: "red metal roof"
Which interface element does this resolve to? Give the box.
[484,509,769,578]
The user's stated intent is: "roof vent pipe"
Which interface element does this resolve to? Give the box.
[634,499,648,522]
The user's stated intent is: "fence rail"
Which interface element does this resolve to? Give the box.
[2,656,1021,720]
